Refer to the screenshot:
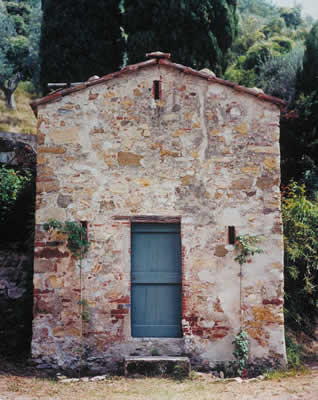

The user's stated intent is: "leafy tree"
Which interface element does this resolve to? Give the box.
[282,183,318,336]
[124,0,238,75]
[40,0,123,93]
[237,0,276,18]
[262,16,286,38]
[279,7,302,29]
[257,45,304,104]
[0,1,19,109]
[0,0,41,109]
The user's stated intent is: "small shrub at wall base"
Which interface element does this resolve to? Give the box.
[285,334,303,369]
[232,330,249,377]
[43,219,89,258]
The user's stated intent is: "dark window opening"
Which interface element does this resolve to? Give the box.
[228,226,236,245]
[80,220,88,240]
[153,80,161,100]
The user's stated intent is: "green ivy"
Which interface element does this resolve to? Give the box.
[233,330,249,377]
[0,166,31,222]
[43,219,89,258]
[234,234,264,266]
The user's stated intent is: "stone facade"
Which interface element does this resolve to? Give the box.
[31,54,286,372]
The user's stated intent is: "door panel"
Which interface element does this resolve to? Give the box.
[131,223,182,338]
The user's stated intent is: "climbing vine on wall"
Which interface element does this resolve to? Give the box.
[43,219,89,258]
[234,234,264,266]
[44,218,90,376]
[232,329,249,377]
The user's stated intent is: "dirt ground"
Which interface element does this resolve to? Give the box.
[0,359,317,400]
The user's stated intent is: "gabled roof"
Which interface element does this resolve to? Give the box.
[30,52,285,116]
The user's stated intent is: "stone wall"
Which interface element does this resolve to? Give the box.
[32,64,286,372]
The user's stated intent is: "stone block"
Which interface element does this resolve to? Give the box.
[57,194,73,208]
[38,146,66,154]
[34,259,55,273]
[231,178,253,190]
[118,151,143,166]
[50,127,79,144]
[36,181,59,193]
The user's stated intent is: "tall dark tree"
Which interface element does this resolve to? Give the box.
[280,22,318,195]
[124,0,238,75]
[40,0,123,93]
[298,21,318,96]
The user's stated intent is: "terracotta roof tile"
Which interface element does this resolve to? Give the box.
[30,57,285,116]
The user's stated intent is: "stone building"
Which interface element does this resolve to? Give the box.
[30,52,287,372]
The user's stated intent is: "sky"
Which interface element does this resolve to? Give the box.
[272,0,318,20]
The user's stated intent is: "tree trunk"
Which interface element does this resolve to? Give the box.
[0,72,21,111]
[4,88,16,110]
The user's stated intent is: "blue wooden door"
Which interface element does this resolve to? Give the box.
[131,223,182,337]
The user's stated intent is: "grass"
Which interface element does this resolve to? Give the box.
[0,82,38,135]
[264,366,311,380]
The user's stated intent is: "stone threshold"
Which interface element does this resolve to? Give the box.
[124,356,191,377]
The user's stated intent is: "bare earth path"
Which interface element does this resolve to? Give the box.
[0,362,317,400]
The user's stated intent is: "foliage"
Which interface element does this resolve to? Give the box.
[0,2,16,85]
[0,0,41,107]
[282,183,318,336]
[43,219,89,258]
[285,335,303,369]
[124,0,238,75]
[232,330,249,377]
[40,0,123,93]
[234,235,263,266]
[151,347,160,356]
[256,45,304,104]
[0,165,30,223]
[243,40,281,70]
[279,7,302,29]
[237,0,277,18]
[262,16,286,39]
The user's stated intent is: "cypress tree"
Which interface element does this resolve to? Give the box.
[298,22,318,96]
[40,0,123,92]
[124,0,238,75]
[280,22,318,193]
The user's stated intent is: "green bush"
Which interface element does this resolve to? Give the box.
[0,166,30,223]
[271,36,293,53]
[285,335,303,368]
[282,182,318,336]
